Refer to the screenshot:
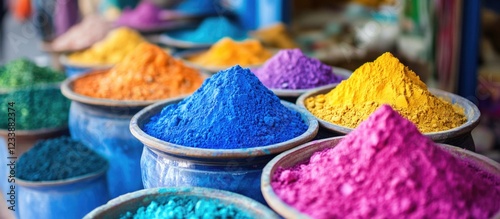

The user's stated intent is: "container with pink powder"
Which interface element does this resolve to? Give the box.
[262,105,500,219]
[252,49,351,103]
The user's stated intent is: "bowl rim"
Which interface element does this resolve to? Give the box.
[83,187,280,219]
[267,66,353,97]
[260,136,500,219]
[60,69,208,107]
[296,86,481,139]
[15,163,108,187]
[129,99,319,159]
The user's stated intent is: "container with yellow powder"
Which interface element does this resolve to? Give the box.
[61,27,146,77]
[181,37,273,74]
[61,42,206,199]
[297,52,480,150]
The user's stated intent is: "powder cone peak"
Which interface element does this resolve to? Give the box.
[305,52,466,133]
[144,65,308,149]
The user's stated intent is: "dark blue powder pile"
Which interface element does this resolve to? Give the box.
[120,196,251,219]
[144,65,308,149]
[17,137,108,181]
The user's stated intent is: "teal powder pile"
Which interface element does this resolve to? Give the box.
[17,136,107,181]
[0,86,70,130]
[0,59,65,89]
[120,196,251,219]
[144,65,308,149]
[167,16,246,44]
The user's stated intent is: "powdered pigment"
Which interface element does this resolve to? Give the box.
[0,86,70,130]
[305,52,466,133]
[0,59,65,89]
[272,105,500,219]
[144,65,307,149]
[51,15,113,52]
[188,38,272,68]
[68,27,145,65]
[116,1,170,30]
[253,49,343,89]
[17,136,107,181]
[167,16,246,44]
[120,193,251,219]
[73,43,204,101]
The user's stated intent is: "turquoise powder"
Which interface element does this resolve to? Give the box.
[167,16,246,44]
[120,196,251,219]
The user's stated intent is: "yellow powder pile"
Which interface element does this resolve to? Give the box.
[305,52,466,133]
[73,42,204,101]
[188,37,272,67]
[251,23,298,49]
[68,27,145,65]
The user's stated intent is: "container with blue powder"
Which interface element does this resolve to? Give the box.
[15,136,109,219]
[84,187,280,219]
[162,16,247,48]
[130,65,318,203]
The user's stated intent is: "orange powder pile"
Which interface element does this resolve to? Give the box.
[188,37,273,67]
[73,43,205,101]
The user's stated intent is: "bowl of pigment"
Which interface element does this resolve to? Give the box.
[59,54,114,78]
[261,103,500,219]
[0,83,70,156]
[262,66,352,103]
[261,137,500,218]
[130,65,318,203]
[297,86,481,150]
[130,98,318,203]
[15,137,110,219]
[83,187,280,219]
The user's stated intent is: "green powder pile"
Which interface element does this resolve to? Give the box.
[0,86,70,130]
[0,59,65,89]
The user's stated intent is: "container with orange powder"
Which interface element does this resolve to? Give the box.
[61,42,205,199]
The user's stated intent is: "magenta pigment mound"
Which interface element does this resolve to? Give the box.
[272,105,500,219]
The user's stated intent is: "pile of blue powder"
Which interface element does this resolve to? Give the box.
[120,195,251,219]
[17,137,107,181]
[144,65,308,149]
[167,16,247,44]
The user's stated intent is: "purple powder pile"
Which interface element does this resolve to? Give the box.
[272,105,500,219]
[253,49,343,89]
[116,1,168,29]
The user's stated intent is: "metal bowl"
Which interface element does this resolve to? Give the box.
[296,86,481,149]
[261,137,500,219]
[130,98,319,159]
[84,187,280,219]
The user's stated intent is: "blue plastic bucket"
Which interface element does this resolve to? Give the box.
[129,98,319,204]
[16,165,109,219]
[59,55,113,78]
[84,187,280,218]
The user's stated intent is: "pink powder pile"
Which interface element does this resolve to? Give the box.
[272,105,500,219]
